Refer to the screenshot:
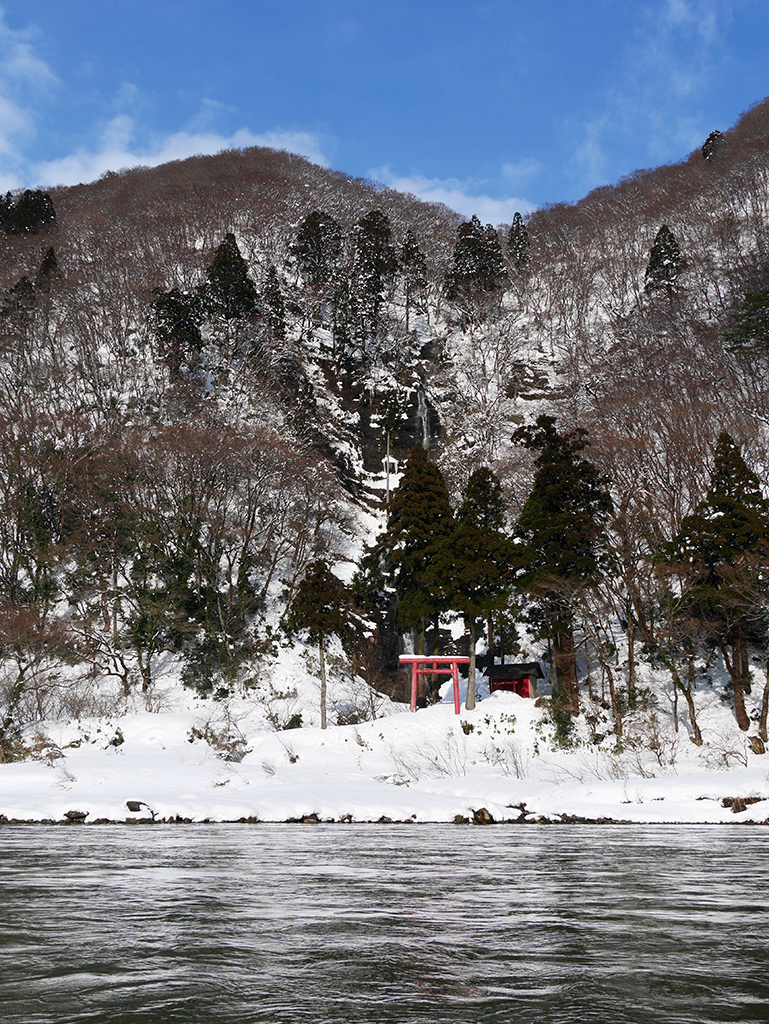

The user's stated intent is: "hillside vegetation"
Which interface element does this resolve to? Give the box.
[2,96,769,776]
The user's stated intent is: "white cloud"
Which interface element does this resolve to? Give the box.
[371,166,536,224]
[571,115,610,189]
[501,158,541,187]
[636,0,722,100]
[30,119,332,188]
[568,0,730,189]
[0,10,58,189]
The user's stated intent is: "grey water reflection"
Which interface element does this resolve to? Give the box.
[1,824,769,1023]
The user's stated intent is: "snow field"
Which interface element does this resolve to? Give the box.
[4,650,769,825]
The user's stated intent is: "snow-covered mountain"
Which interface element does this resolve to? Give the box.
[2,97,769,821]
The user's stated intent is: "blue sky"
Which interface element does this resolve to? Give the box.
[0,0,766,221]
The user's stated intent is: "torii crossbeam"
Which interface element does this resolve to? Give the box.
[399,655,472,714]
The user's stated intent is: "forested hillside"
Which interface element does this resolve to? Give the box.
[2,96,769,762]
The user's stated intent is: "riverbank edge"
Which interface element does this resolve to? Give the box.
[3,811,769,827]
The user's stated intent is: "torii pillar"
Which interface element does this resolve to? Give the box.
[399,656,472,714]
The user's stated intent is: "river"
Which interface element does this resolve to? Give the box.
[1,824,767,1023]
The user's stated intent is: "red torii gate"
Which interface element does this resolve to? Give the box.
[399,655,472,714]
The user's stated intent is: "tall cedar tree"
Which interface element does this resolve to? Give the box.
[37,246,59,287]
[445,216,508,324]
[383,444,454,665]
[288,560,351,729]
[329,274,361,366]
[702,129,723,160]
[354,209,398,338]
[458,467,516,660]
[202,233,258,321]
[293,210,343,324]
[0,189,56,235]
[725,289,769,356]
[151,288,203,379]
[514,415,613,714]
[644,224,686,295]
[667,432,769,731]
[508,212,530,274]
[1,276,36,354]
[293,210,342,291]
[399,229,427,333]
[426,467,516,709]
[4,276,35,316]
[262,264,286,343]
[481,225,507,292]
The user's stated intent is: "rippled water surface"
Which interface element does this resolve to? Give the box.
[1,824,768,1023]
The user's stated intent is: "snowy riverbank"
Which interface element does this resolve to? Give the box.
[3,680,769,826]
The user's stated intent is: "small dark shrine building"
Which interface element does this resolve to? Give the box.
[487,662,543,698]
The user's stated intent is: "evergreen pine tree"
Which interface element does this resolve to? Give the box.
[399,229,427,333]
[481,224,507,291]
[202,233,258,320]
[381,444,454,666]
[262,263,286,343]
[507,212,530,274]
[445,216,486,302]
[37,246,59,286]
[459,466,506,532]
[354,209,398,338]
[702,129,723,160]
[329,274,361,367]
[288,560,351,729]
[5,275,36,316]
[668,432,769,731]
[151,288,203,379]
[445,216,508,322]
[514,415,612,713]
[725,290,769,356]
[293,210,343,325]
[34,246,59,338]
[293,210,343,291]
[644,224,685,295]
[427,467,516,708]
[458,466,514,669]
[2,189,56,234]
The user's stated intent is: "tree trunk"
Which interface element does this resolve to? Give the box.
[137,651,151,694]
[553,615,579,715]
[672,671,679,733]
[732,678,750,731]
[626,600,637,706]
[682,656,703,744]
[759,660,769,744]
[605,661,623,739]
[663,653,702,745]
[0,674,26,760]
[584,639,594,701]
[385,429,391,504]
[318,639,327,730]
[415,622,425,656]
[430,613,441,703]
[412,626,426,706]
[719,640,750,732]
[466,617,476,711]
[738,630,751,694]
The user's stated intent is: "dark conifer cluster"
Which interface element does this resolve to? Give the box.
[0,190,56,236]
